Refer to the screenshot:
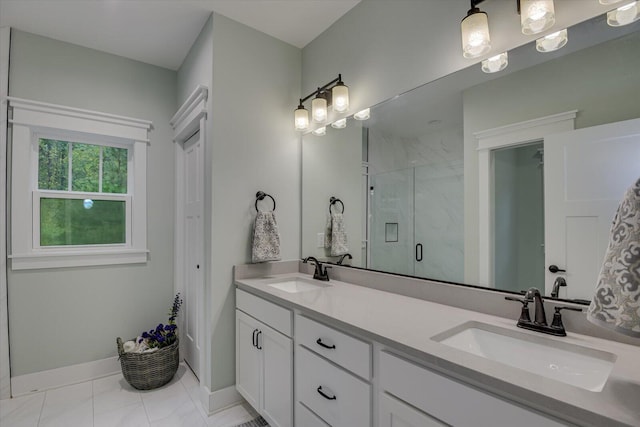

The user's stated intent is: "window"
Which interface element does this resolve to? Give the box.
[9,98,152,269]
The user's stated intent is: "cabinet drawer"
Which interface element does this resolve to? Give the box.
[296,346,370,427]
[379,351,566,427]
[295,402,330,427]
[379,392,447,427]
[236,289,292,336]
[295,314,371,379]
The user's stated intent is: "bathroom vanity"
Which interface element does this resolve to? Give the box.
[234,262,640,427]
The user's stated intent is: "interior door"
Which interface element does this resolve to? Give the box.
[544,118,640,300]
[183,131,203,378]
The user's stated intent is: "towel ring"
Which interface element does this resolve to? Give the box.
[255,191,276,212]
[329,197,344,214]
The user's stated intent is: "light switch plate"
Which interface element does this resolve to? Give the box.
[317,233,325,248]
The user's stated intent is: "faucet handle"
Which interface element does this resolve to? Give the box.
[551,306,583,330]
[505,296,531,323]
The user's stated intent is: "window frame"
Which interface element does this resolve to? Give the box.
[8,97,152,270]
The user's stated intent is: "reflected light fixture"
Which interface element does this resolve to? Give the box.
[607,2,639,26]
[536,28,568,52]
[481,52,508,73]
[331,118,347,129]
[294,74,349,131]
[461,0,492,58]
[519,0,555,35]
[354,108,370,121]
[599,0,625,4]
[312,126,326,136]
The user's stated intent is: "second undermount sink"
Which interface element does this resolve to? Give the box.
[431,321,616,392]
[266,277,331,293]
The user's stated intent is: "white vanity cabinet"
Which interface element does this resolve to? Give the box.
[294,314,372,427]
[378,351,569,427]
[236,290,292,427]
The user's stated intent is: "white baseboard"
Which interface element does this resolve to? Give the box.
[200,384,243,415]
[11,356,120,397]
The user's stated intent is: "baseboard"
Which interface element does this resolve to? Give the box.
[200,384,243,415]
[11,356,120,397]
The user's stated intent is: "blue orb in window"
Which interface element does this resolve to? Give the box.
[83,199,94,209]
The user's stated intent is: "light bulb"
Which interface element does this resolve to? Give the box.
[481,52,508,73]
[294,105,309,131]
[331,118,347,129]
[312,126,326,136]
[521,0,555,35]
[332,83,349,113]
[354,108,370,121]
[461,9,491,58]
[607,2,639,26]
[536,29,568,52]
[312,95,327,123]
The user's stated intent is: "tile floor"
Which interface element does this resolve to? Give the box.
[0,364,257,427]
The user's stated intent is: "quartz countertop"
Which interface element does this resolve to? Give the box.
[235,272,640,427]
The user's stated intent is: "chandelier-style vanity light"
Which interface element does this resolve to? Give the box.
[461,0,492,58]
[519,0,555,35]
[294,74,349,131]
[606,1,639,26]
[536,28,568,52]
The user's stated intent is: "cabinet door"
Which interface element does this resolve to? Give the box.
[261,323,293,427]
[236,310,261,410]
[379,392,447,427]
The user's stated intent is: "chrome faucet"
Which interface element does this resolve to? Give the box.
[505,287,583,337]
[336,253,352,265]
[302,257,331,281]
[551,276,566,298]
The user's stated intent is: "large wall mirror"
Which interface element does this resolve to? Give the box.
[302,14,640,303]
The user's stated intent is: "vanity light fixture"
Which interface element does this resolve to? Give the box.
[294,74,349,130]
[481,52,508,73]
[519,0,556,35]
[312,126,326,136]
[599,0,625,4]
[461,0,492,58]
[354,108,370,120]
[606,1,639,26]
[331,118,347,129]
[536,28,568,52]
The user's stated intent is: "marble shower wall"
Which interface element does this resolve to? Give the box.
[368,126,464,283]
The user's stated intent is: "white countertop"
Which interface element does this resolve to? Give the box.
[235,272,640,427]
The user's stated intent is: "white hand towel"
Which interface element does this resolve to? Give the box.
[252,211,281,263]
[324,212,348,257]
[587,177,640,338]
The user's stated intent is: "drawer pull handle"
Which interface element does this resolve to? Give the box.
[317,386,337,400]
[252,329,258,348]
[316,338,336,349]
[256,330,262,350]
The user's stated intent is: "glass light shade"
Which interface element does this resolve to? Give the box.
[461,11,491,58]
[331,118,347,129]
[294,106,309,131]
[536,29,568,52]
[599,0,624,4]
[312,96,328,123]
[332,83,350,113]
[354,108,370,120]
[607,2,639,26]
[521,0,555,35]
[311,126,326,136]
[481,52,508,73]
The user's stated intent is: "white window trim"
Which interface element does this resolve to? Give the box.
[8,97,152,270]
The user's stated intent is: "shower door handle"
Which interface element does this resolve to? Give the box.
[415,243,423,262]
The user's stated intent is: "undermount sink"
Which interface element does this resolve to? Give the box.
[432,322,616,392]
[266,277,331,293]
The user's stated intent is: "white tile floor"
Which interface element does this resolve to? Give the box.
[0,364,258,427]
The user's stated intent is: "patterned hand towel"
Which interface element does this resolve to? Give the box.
[252,211,281,263]
[324,212,348,256]
[587,177,640,338]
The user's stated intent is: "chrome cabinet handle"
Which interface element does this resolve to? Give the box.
[317,386,336,400]
[316,338,336,349]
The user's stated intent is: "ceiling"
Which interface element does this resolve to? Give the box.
[0,0,361,70]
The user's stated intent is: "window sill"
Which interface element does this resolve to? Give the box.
[9,249,149,270]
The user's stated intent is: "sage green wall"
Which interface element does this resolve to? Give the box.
[462,31,640,285]
[8,31,177,376]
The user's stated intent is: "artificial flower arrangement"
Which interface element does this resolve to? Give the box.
[139,293,183,349]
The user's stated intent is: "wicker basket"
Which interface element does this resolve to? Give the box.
[116,337,179,390]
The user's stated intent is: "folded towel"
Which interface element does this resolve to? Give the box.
[252,211,281,263]
[324,212,348,257]
[587,177,640,338]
